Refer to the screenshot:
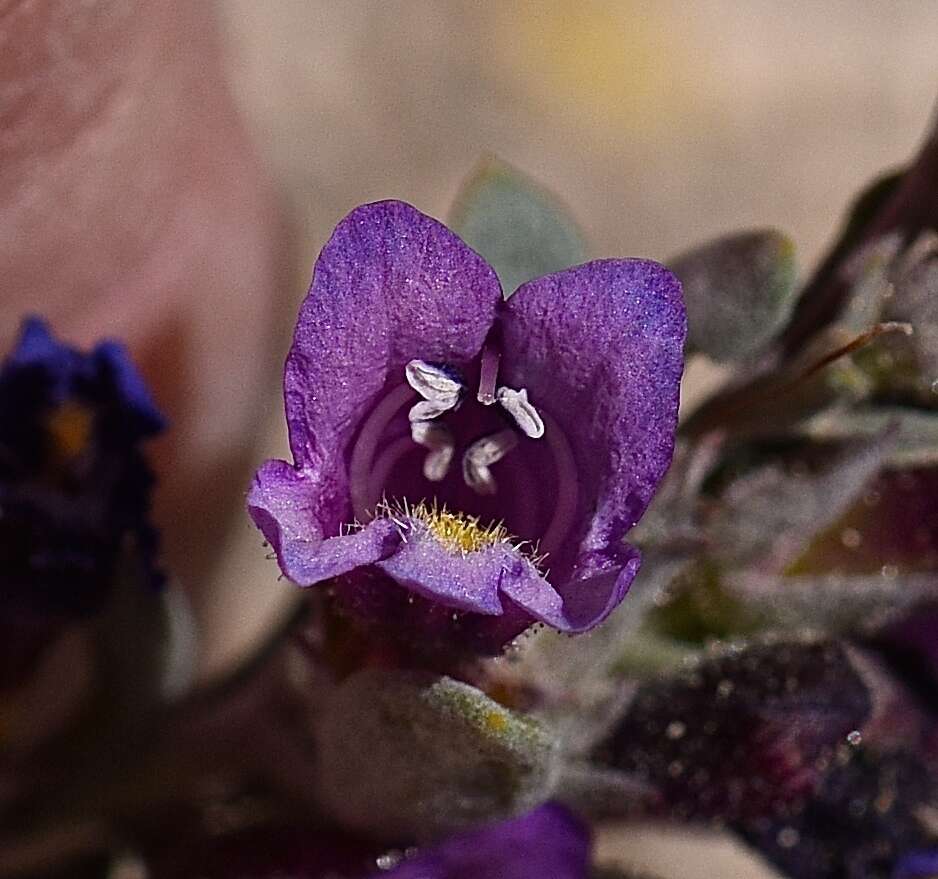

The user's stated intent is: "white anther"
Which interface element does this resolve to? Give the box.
[462,429,519,495]
[405,360,463,410]
[411,420,455,482]
[495,386,545,439]
[408,399,453,423]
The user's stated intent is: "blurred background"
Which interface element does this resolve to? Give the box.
[223,0,938,265]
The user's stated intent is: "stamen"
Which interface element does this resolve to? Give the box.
[477,344,501,406]
[406,359,462,401]
[462,429,518,495]
[496,386,545,439]
[408,399,454,423]
[411,420,456,482]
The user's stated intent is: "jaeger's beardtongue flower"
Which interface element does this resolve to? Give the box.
[0,318,165,686]
[249,201,684,654]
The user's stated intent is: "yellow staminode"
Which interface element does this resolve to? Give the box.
[46,402,93,462]
[379,498,510,555]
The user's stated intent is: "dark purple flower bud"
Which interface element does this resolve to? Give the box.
[0,318,165,687]
[868,603,938,721]
[248,201,685,658]
[783,114,938,354]
[600,639,872,821]
[737,750,934,879]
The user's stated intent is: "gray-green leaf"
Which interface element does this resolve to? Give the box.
[450,158,586,296]
[670,230,798,361]
[798,406,938,468]
[315,669,559,841]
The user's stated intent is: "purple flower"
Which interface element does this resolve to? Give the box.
[894,851,938,879]
[151,803,590,879]
[0,318,164,686]
[249,201,684,654]
[377,803,590,879]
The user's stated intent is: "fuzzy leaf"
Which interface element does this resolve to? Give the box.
[723,570,938,633]
[450,158,586,296]
[799,407,938,467]
[670,229,798,361]
[885,233,938,384]
[315,669,559,841]
[710,433,894,570]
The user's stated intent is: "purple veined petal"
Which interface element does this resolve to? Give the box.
[551,543,642,633]
[284,200,502,479]
[499,259,685,581]
[375,803,591,879]
[248,459,402,585]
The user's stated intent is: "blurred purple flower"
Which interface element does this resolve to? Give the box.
[378,803,590,879]
[249,201,684,654]
[152,804,590,879]
[0,318,164,686]
[893,850,938,879]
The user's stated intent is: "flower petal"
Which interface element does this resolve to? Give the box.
[553,543,642,633]
[248,460,401,585]
[375,531,514,616]
[284,200,501,475]
[500,259,685,579]
[378,803,591,879]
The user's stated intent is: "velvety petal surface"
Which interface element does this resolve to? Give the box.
[284,200,501,474]
[499,259,685,621]
[251,201,502,585]
[376,529,565,621]
[248,460,402,585]
[376,803,591,879]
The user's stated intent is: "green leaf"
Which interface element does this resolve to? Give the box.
[798,406,938,467]
[450,158,586,296]
[724,569,938,633]
[646,558,762,645]
[710,433,893,571]
[315,669,559,841]
[669,229,798,361]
